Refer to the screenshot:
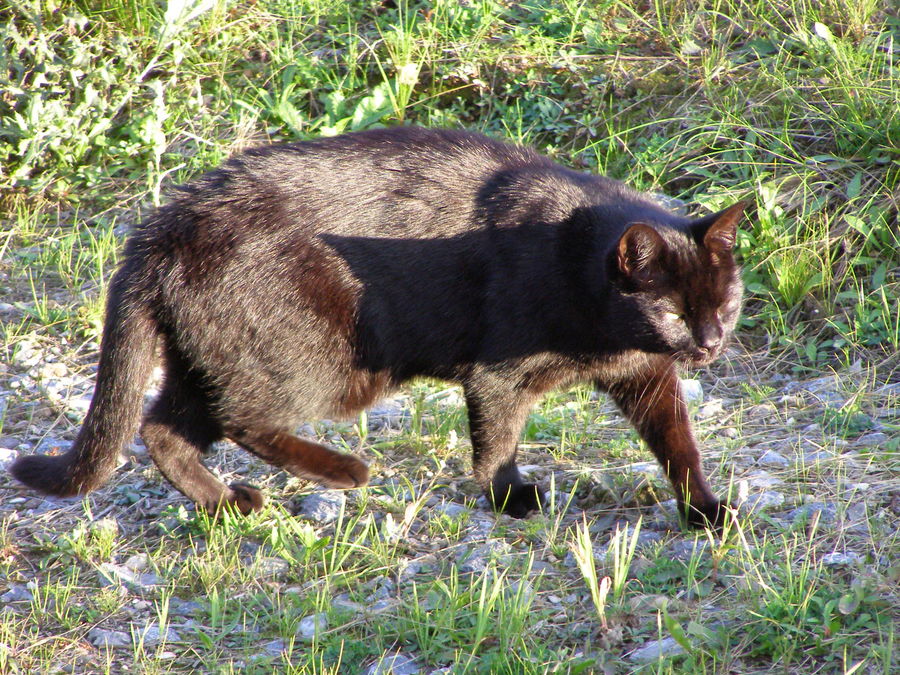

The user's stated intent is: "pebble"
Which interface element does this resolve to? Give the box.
[0,447,17,469]
[742,491,785,512]
[757,449,790,468]
[98,562,161,591]
[679,379,703,404]
[458,540,512,573]
[432,501,468,519]
[332,594,365,614]
[364,652,422,675]
[262,638,287,656]
[789,502,838,525]
[256,556,291,580]
[34,438,73,456]
[822,552,863,566]
[853,432,888,448]
[88,628,131,649]
[627,637,686,662]
[123,553,149,571]
[298,492,346,523]
[138,623,181,646]
[297,613,327,641]
[745,471,784,489]
[0,585,33,603]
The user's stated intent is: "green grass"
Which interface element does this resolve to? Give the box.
[1,0,899,673]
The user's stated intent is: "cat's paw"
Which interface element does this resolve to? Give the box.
[229,482,265,515]
[683,499,734,530]
[489,483,545,518]
[319,454,370,489]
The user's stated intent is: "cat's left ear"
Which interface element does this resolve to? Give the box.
[691,201,746,261]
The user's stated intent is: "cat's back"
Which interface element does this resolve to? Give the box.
[159,127,547,240]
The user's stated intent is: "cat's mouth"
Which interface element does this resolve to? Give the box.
[676,349,719,368]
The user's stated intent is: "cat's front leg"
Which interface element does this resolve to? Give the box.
[602,358,730,529]
[464,382,544,518]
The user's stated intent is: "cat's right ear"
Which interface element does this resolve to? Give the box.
[617,223,666,284]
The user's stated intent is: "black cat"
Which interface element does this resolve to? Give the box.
[11,127,745,527]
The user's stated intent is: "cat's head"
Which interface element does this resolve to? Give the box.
[614,202,746,367]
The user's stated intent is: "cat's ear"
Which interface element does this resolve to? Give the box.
[691,201,746,261]
[617,223,667,283]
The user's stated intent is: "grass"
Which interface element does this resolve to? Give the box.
[1,0,899,672]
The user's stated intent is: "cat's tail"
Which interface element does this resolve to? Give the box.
[10,264,157,497]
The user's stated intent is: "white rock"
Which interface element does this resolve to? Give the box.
[0,447,17,470]
[742,491,785,512]
[297,613,327,641]
[628,637,686,662]
[364,652,422,675]
[822,552,863,566]
[679,379,703,404]
[757,449,790,468]
[0,585,33,603]
[298,492,346,523]
[88,628,131,649]
[98,562,161,590]
[138,623,181,646]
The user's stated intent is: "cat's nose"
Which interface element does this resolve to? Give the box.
[696,326,722,353]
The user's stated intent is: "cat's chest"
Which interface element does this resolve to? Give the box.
[510,350,654,394]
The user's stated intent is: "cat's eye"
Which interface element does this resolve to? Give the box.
[664,311,685,322]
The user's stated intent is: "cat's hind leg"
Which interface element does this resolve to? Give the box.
[141,379,264,515]
[228,429,369,489]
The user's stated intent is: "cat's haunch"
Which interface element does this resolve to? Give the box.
[10,127,745,529]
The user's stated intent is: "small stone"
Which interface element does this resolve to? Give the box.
[742,491,785,512]
[669,539,709,560]
[0,447,17,469]
[171,598,203,616]
[853,432,888,448]
[397,559,422,583]
[748,403,777,419]
[34,438,73,456]
[88,628,132,649]
[123,553,148,572]
[333,594,364,614]
[98,563,161,590]
[432,501,468,519]
[256,556,291,580]
[458,540,512,573]
[624,461,661,477]
[297,613,327,641]
[789,502,837,525]
[679,379,703,404]
[262,638,287,656]
[757,449,790,468]
[298,491,346,523]
[627,637,686,662]
[745,471,784,489]
[802,448,834,463]
[698,400,725,419]
[1,585,33,603]
[364,652,422,675]
[822,552,863,566]
[137,623,181,646]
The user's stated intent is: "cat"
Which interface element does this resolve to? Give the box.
[10,126,745,527]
